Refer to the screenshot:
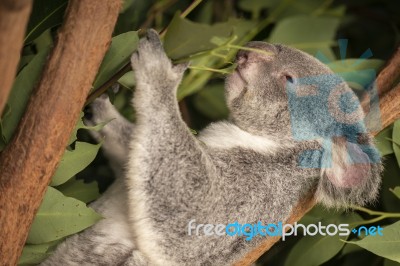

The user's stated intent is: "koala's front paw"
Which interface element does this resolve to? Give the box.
[84,95,115,126]
[130,29,188,87]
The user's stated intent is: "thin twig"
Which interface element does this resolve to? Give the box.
[85,63,131,106]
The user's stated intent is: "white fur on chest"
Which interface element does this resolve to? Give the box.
[197,121,280,153]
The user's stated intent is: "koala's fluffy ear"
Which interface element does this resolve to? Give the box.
[316,136,382,208]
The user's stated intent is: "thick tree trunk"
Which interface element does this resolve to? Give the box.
[376,47,400,97]
[0,0,33,116]
[235,46,400,266]
[0,0,121,264]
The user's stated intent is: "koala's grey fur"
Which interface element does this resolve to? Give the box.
[42,30,382,265]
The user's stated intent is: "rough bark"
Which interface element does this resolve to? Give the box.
[234,46,400,266]
[0,0,121,264]
[0,0,33,116]
[380,83,400,130]
[376,46,400,97]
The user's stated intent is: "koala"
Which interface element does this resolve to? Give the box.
[42,30,382,265]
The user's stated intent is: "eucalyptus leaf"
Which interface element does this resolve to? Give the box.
[299,204,343,226]
[18,55,36,73]
[68,112,84,146]
[51,142,101,186]
[118,71,136,90]
[237,0,279,19]
[347,221,400,263]
[276,0,345,19]
[0,47,50,150]
[285,234,345,266]
[268,15,340,60]
[164,13,255,60]
[27,187,101,244]
[375,125,394,156]
[93,31,139,90]
[327,59,384,90]
[384,259,400,266]
[18,240,61,265]
[381,155,400,213]
[390,187,400,200]
[68,112,109,146]
[25,0,68,43]
[57,178,100,203]
[285,212,362,266]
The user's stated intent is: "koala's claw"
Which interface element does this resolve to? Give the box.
[84,95,113,126]
[131,29,187,86]
[144,29,163,50]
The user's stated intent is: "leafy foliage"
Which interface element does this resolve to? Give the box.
[27,187,102,244]
[2,0,399,265]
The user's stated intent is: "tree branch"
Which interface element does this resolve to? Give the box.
[234,45,400,266]
[376,46,400,97]
[0,0,121,264]
[0,0,33,116]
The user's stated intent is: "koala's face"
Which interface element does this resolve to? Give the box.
[225,42,353,137]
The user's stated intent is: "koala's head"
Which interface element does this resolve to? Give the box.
[225,42,349,137]
[225,42,383,208]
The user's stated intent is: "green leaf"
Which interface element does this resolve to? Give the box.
[18,240,61,265]
[118,71,136,90]
[237,0,278,19]
[57,178,100,203]
[68,112,109,146]
[347,221,400,263]
[191,84,229,120]
[285,234,345,266]
[18,55,36,73]
[390,187,400,200]
[327,59,384,90]
[285,212,362,266]
[238,0,278,12]
[51,142,101,186]
[276,0,346,19]
[25,0,68,43]
[27,187,101,244]
[93,31,139,90]
[164,13,255,60]
[393,120,400,167]
[68,112,84,146]
[382,155,400,213]
[0,47,50,151]
[340,242,364,256]
[384,259,400,266]
[299,204,344,225]
[268,15,340,60]
[375,125,394,156]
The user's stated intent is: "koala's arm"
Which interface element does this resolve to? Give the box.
[85,95,134,176]
[126,30,214,264]
[128,29,208,182]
